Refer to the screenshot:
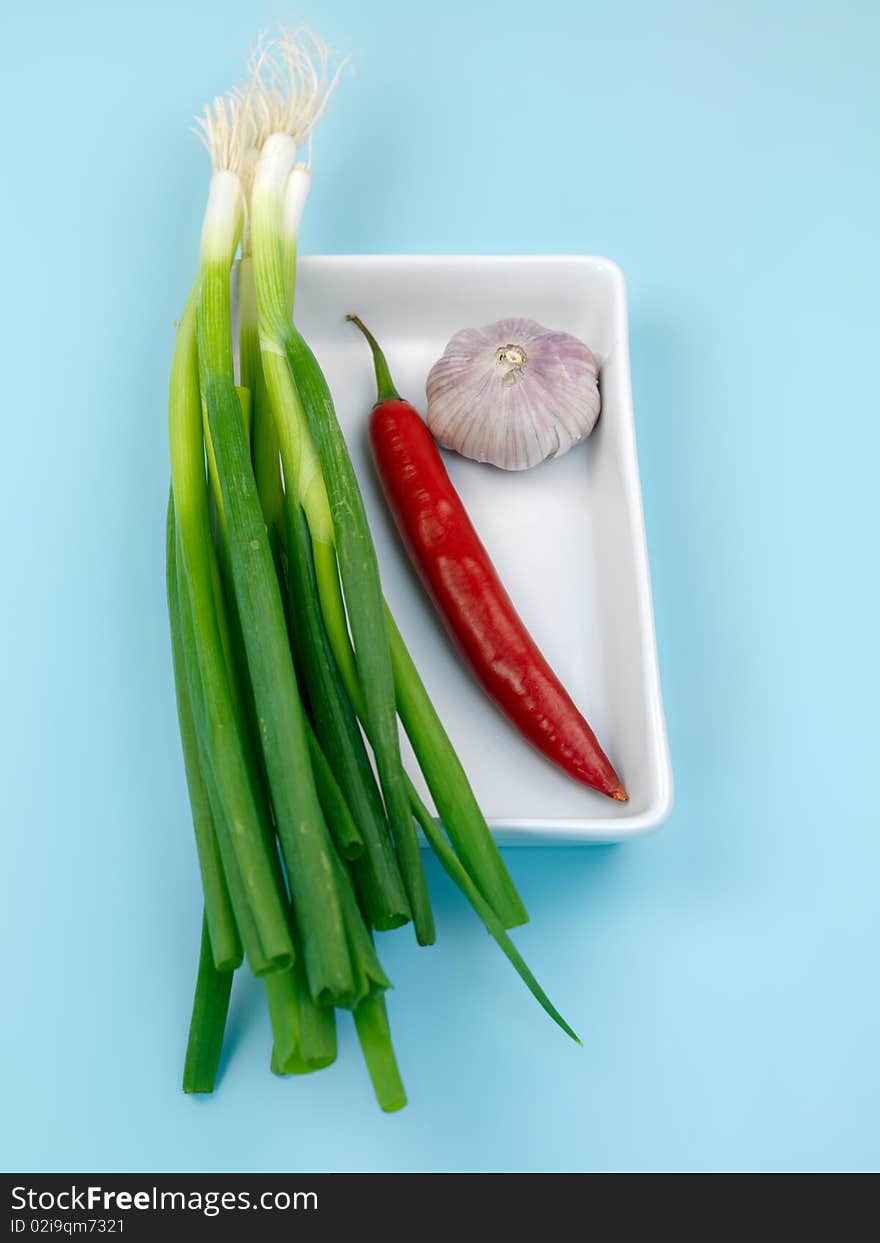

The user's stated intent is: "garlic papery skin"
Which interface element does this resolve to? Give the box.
[425,318,601,471]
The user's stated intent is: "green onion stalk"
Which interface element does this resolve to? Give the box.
[184,280,346,1062]
[167,276,293,972]
[174,460,289,979]
[196,139,354,1007]
[183,384,321,985]
[249,133,435,948]
[354,995,407,1113]
[196,95,395,1019]
[238,244,285,557]
[265,928,338,1075]
[285,503,411,930]
[183,913,236,1094]
[165,499,241,972]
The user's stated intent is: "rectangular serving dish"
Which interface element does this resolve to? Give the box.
[295,255,672,843]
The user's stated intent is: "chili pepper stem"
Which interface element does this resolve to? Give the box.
[346,314,400,404]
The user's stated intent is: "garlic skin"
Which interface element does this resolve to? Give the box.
[425,317,601,471]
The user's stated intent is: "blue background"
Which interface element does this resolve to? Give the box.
[2,0,878,1173]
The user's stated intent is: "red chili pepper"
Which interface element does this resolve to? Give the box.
[348,316,628,802]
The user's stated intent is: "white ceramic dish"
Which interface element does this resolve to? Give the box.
[295,255,672,844]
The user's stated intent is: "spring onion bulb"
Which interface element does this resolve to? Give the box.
[283,164,311,307]
[250,136,332,547]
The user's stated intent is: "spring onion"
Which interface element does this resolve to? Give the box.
[166,30,580,1114]
[265,950,337,1074]
[165,501,241,971]
[168,282,293,969]
[183,913,235,1094]
[386,609,529,929]
[285,503,410,929]
[281,326,435,947]
[174,518,288,978]
[239,255,285,556]
[353,996,407,1113]
[244,80,434,945]
[305,721,364,862]
[196,97,354,1007]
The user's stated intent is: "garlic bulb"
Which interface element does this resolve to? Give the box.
[425,317,601,470]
